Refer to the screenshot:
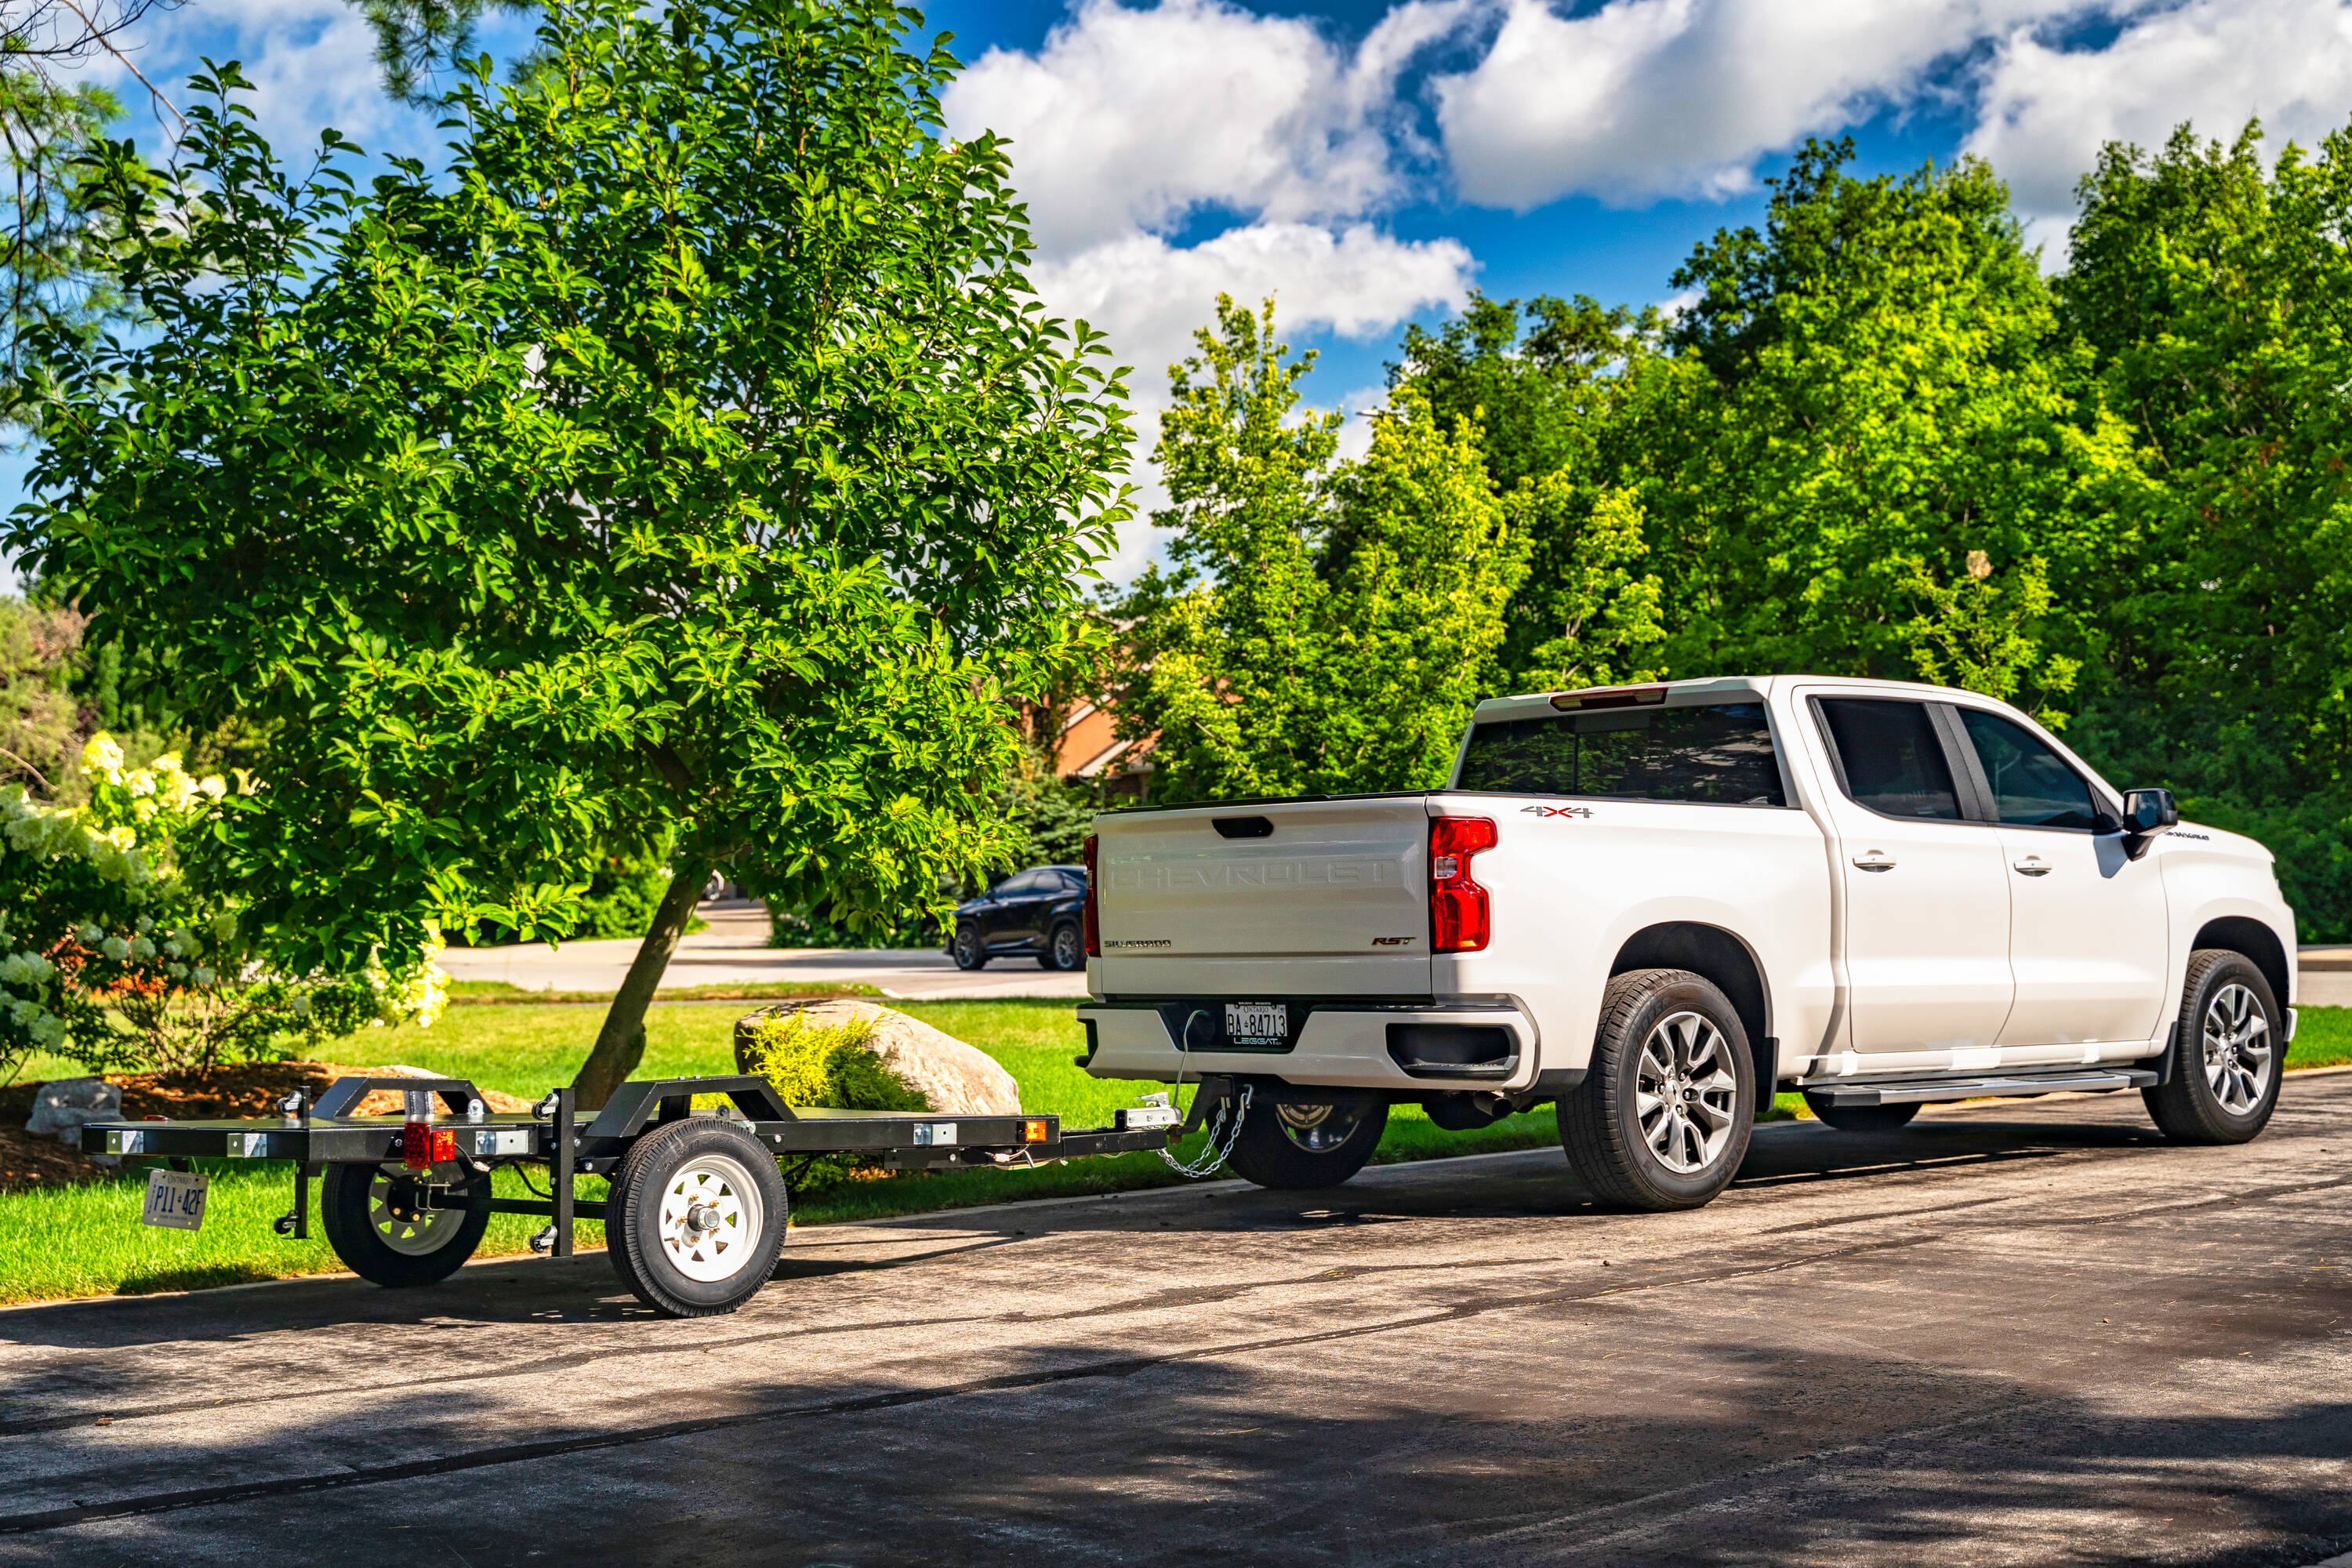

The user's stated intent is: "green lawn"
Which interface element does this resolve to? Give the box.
[5,1000,2347,1305]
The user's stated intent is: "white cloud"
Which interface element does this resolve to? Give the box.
[949,1,1480,581]
[1967,0,2352,220]
[1431,0,2096,209]
[944,0,1470,258]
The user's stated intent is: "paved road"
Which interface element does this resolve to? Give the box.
[5,1077,2350,1566]
[439,899,1089,1000]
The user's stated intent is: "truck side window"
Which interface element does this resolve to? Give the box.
[1454,702,1784,805]
[1815,699,1962,821]
[1955,709,2101,831]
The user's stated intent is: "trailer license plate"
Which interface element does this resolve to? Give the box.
[140,1168,209,1232]
[1225,1002,1287,1047]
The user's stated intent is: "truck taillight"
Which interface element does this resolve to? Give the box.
[1429,816,1498,953]
[1082,833,1100,958]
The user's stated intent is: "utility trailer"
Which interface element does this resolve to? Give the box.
[80,1074,1180,1317]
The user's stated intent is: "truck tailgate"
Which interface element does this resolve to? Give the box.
[1094,796,1432,996]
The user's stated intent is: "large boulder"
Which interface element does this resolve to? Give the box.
[26,1077,122,1144]
[735,1000,1022,1118]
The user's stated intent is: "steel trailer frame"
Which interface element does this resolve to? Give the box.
[82,1074,1177,1313]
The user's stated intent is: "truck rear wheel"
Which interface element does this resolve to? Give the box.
[320,1162,492,1288]
[1559,968,1755,1211]
[1225,1097,1388,1190]
[607,1119,789,1317]
[1802,1097,1921,1132]
[2144,949,2283,1145]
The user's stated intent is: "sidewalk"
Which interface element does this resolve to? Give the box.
[2301,945,2352,1007]
[437,900,1090,1000]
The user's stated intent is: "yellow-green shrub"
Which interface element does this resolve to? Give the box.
[735,1009,928,1193]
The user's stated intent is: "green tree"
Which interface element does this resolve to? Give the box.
[10,0,1131,1105]
[2059,122,2352,937]
[1115,296,1524,800]
[1654,140,2140,720]
[1394,294,1668,690]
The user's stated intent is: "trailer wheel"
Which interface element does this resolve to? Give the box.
[319,1163,492,1289]
[1558,968,1755,1211]
[607,1119,789,1317]
[1802,1096,1921,1132]
[1225,1097,1388,1190]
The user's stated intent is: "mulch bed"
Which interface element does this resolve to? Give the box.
[0,1062,535,1195]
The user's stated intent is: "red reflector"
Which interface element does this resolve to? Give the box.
[1429,816,1498,953]
[1082,833,1101,958]
[402,1122,456,1170]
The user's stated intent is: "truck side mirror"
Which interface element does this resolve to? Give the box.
[2122,788,2177,858]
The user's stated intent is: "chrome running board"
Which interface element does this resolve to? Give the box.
[1798,1068,2160,1108]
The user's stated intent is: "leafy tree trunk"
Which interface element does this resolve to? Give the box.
[572,862,706,1110]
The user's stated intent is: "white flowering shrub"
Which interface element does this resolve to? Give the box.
[0,735,445,1080]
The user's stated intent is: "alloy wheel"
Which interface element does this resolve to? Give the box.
[1276,1102,1358,1154]
[2201,982,2274,1115]
[1635,1011,1738,1174]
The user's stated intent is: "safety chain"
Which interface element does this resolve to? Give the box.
[1159,1083,1254,1178]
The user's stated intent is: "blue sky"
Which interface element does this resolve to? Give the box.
[28,0,2352,579]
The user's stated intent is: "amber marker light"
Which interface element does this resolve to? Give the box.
[1023,1120,1051,1142]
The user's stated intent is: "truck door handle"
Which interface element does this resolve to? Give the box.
[2013,856,2052,877]
[1852,851,1896,872]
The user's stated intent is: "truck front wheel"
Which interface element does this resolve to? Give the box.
[2143,949,2283,1145]
[1225,1097,1388,1189]
[1559,968,1755,1211]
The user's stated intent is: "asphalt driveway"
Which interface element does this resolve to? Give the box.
[4,1075,2350,1566]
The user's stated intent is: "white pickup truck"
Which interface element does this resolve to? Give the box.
[1074,677,2298,1210]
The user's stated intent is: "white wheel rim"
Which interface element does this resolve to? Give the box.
[658,1152,764,1283]
[1635,1011,1739,1174]
[2202,982,2274,1115]
[369,1168,465,1256]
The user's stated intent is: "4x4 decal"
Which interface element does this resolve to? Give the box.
[1519,804,1592,818]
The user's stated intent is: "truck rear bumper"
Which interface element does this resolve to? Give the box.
[1076,1000,1539,1092]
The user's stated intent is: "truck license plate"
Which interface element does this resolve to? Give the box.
[1225,1001,1287,1047]
[140,1168,209,1232]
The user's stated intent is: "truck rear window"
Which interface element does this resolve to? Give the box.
[1455,702,1786,806]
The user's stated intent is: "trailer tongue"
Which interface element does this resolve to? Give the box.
[82,1074,1180,1317]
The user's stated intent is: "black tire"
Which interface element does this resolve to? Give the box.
[1224,1096,1388,1190]
[951,924,988,971]
[2143,949,2284,1145]
[319,1161,492,1288]
[1802,1096,1922,1132]
[607,1119,789,1317]
[1559,968,1755,1211]
[1040,923,1084,971]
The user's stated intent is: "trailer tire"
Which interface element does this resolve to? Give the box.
[1558,968,1755,1212]
[1224,1096,1388,1190]
[319,1163,492,1289]
[2143,949,2283,1145]
[607,1119,789,1318]
[1802,1096,1922,1132]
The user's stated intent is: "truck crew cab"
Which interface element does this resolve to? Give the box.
[1076,677,2298,1211]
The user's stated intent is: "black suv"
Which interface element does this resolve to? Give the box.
[948,865,1088,971]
